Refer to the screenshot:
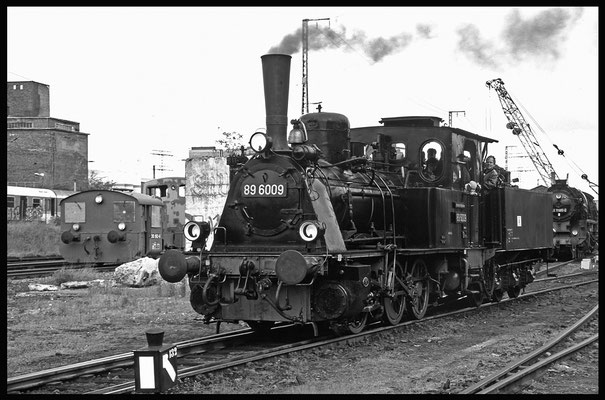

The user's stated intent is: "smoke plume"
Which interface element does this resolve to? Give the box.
[457,7,583,67]
[268,8,584,68]
[502,8,583,61]
[268,25,414,63]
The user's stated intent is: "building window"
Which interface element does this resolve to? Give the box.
[7,121,33,129]
[13,84,17,90]
[7,197,15,208]
[20,84,23,90]
[55,122,75,131]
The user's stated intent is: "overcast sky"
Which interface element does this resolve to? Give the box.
[7,7,598,196]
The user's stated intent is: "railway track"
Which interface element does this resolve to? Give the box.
[459,304,598,394]
[7,271,598,394]
[7,257,121,278]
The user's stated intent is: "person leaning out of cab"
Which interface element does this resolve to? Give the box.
[482,155,500,191]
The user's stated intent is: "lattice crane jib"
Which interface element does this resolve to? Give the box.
[486,78,558,187]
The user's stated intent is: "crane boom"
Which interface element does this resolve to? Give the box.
[486,78,558,187]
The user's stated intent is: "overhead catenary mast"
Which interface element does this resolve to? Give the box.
[302,17,330,115]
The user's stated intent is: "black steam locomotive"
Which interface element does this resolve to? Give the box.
[159,54,553,335]
[548,179,598,260]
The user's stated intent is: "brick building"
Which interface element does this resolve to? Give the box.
[7,81,89,191]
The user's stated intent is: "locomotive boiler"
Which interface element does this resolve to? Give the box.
[158,54,553,335]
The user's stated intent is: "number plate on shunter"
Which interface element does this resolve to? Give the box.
[242,181,287,197]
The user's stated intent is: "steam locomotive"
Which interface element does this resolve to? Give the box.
[549,179,598,260]
[158,54,553,335]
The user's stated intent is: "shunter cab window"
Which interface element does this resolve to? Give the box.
[148,186,168,197]
[113,201,136,222]
[420,140,444,182]
[150,205,162,228]
[64,202,86,223]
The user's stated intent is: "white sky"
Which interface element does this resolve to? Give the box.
[7,7,598,197]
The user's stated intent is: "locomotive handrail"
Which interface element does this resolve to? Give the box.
[374,173,397,246]
[364,170,388,245]
[214,226,227,251]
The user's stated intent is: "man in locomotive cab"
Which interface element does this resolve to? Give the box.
[424,148,443,179]
[389,142,407,174]
[455,152,471,190]
[482,155,500,191]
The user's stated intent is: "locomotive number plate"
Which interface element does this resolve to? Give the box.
[242,182,287,197]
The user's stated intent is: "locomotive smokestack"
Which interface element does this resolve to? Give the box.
[261,54,291,152]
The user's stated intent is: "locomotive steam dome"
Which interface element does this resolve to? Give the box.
[300,112,350,164]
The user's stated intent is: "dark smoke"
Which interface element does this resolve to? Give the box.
[457,24,498,67]
[268,8,583,68]
[416,24,434,39]
[502,8,583,62]
[457,7,584,67]
[268,25,413,63]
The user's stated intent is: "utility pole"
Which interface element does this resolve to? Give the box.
[302,17,330,115]
[448,110,465,127]
[151,150,173,179]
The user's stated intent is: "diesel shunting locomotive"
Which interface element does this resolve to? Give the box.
[60,177,186,264]
[158,54,553,335]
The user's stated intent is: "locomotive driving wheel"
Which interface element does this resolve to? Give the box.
[346,313,368,334]
[506,285,521,299]
[405,258,430,320]
[330,313,368,336]
[382,257,407,325]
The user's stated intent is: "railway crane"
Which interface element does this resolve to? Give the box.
[485,78,558,187]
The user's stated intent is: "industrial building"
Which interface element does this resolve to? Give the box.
[7,81,89,191]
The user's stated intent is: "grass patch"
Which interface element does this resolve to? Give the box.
[6,270,213,376]
[7,220,61,258]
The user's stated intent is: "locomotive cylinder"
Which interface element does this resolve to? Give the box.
[261,54,291,152]
[313,280,369,319]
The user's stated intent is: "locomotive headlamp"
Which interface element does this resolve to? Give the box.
[571,229,579,236]
[72,223,80,231]
[556,194,562,200]
[299,220,325,242]
[183,221,212,250]
[250,132,272,153]
[95,194,103,204]
[288,119,308,146]
[184,221,201,241]
[118,222,126,231]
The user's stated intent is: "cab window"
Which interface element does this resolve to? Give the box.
[420,140,444,181]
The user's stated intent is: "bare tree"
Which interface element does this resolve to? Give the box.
[89,170,115,190]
